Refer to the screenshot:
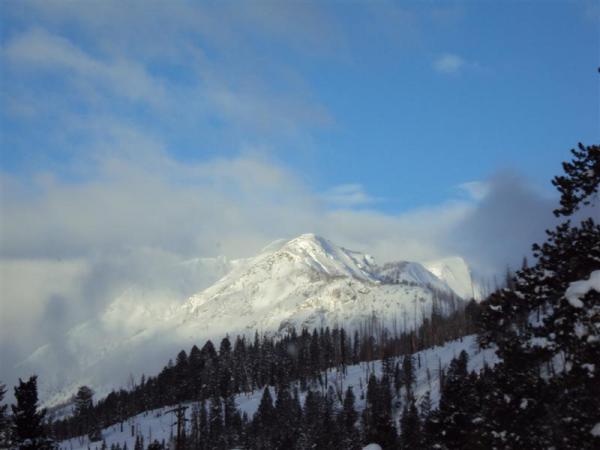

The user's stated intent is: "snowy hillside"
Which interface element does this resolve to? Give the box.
[58,335,498,450]
[181,234,462,334]
[20,234,475,407]
[424,256,484,301]
[377,261,454,293]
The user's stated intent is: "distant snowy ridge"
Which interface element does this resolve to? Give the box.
[424,256,484,301]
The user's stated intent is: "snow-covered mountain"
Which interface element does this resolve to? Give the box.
[181,234,462,335]
[19,234,479,407]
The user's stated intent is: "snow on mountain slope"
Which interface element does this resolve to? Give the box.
[180,233,460,335]
[58,335,498,450]
[424,256,483,300]
[22,234,470,407]
[377,261,454,293]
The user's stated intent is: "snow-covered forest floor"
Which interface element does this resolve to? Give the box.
[58,335,498,450]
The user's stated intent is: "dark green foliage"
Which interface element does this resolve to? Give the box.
[250,386,275,448]
[362,373,397,448]
[401,354,415,399]
[11,376,53,450]
[133,435,144,450]
[208,394,224,449]
[421,144,600,449]
[0,383,10,447]
[255,387,274,430]
[399,398,420,449]
[552,143,600,216]
[272,384,299,449]
[52,310,471,445]
[223,392,242,447]
[73,385,101,441]
[198,400,209,450]
[432,351,480,449]
[338,387,361,450]
[146,440,164,450]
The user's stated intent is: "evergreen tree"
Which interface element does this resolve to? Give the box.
[316,386,341,449]
[273,384,298,449]
[381,348,395,381]
[198,400,209,450]
[134,435,143,450]
[393,361,403,396]
[401,354,415,399]
[419,390,432,420]
[552,143,600,216]
[200,341,219,397]
[218,337,233,399]
[11,376,49,450]
[208,394,224,449]
[253,386,275,448]
[74,385,101,441]
[74,386,94,416]
[419,391,435,449]
[433,351,483,449]
[188,345,203,400]
[362,373,397,449]
[147,440,163,450]
[399,398,421,449]
[298,389,321,450]
[338,387,360,450]
[0,383,10,447]
[174,350,189,401]
[223,393,241,447]
[189,404,199,450]
[477,143,600,449]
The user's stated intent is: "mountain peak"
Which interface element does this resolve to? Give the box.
[285,233,329,250]
[285,232,323,246]
[294,232,320,240]
[278,233,377,281]
[256,233,329,256]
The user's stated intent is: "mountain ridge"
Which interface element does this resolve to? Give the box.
[19,233,479,407]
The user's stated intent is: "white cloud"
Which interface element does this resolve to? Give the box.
[0,258,88,344]
[323,183,378,207]
[203,78,334,135]
[433,53,465,74]
[458,180,490,200]
[2,2,337,140]
[3,28,167,107]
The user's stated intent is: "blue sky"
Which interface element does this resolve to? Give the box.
[1,1,597,211]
